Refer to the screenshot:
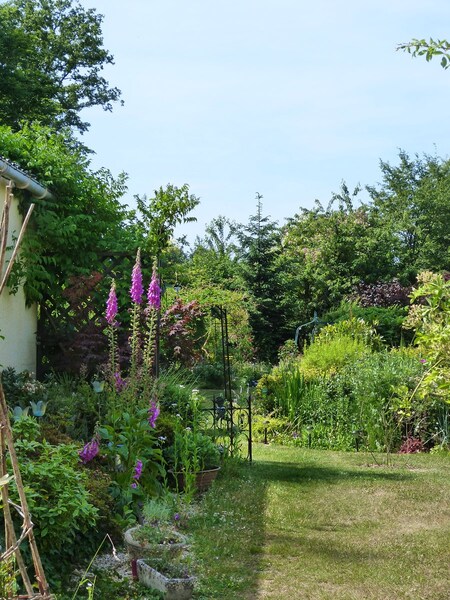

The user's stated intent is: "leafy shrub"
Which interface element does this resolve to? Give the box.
[277,339,300,363]
[1,368,47,411]
[44,374,102,441]
[354,280,412,307]
[6,418,99,587]
[399,437,424,454]
[165,430,222,472]
[192,360,224,388]
[98,408,164,523]
[323,301,412,346]
[300,334,370,379]
[347,347,425,452]
[252,414,292,443]
[155,367,196,414]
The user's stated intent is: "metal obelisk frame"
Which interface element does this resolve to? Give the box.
[0,181,52,599]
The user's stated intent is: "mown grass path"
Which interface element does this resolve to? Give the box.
[190,445,450,600]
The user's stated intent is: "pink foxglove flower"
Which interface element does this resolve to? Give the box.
[148,400,160,428]
[147,267,161,311]
[130,249,144,305]
[106,281,118,325]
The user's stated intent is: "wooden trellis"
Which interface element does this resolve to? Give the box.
[0,181,52,599]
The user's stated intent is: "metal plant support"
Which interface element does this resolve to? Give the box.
[207,306,252,462]
[0,181,52,599]
[294,310,328,349]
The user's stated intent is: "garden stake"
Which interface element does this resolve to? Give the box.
[0,421,35,598]
[0,383,52,598]
[0,203,35,296]
[0,182,12,278]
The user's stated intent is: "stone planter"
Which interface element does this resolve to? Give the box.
[124,526,187,561]
[176,466,221,492]
[136,559,195,600]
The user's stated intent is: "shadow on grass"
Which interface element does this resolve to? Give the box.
[250,459,412,484]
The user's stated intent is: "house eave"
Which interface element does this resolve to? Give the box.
[0,156,52,200]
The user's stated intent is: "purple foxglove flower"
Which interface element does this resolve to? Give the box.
[106,281,118,325]
[131,482,138,489]
[130,249,144,305]
[148,400,160,428]
[133,459,143,480]
[114,372,127,392]
[147,267,161,311]
[79,437,99,464]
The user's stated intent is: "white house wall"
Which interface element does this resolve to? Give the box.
[0,179,37,373]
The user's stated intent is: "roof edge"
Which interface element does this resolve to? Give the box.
[0,157,52,200]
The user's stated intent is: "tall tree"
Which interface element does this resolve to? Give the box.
[367,151,450,281]
[237,195,283,362]
[0,0,122,133]
[189,216,240,287]
[133,184,199,259]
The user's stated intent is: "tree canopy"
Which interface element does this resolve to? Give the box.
[0,0,122,133]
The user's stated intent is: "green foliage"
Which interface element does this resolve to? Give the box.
[1,367,47,411]
[347,348,425,452]
[189,215,242,288]
[44,374,103,441]
[252,414,292,444]
[405,271,450,404]
[398,38,450,70]
[0,557,18,599]
[0,0,122,133]
[0,123,130,304]
[166,429,222,473]
[7,418,99,586]
[300,335,370,379]
[155,367,196,412]
[367,152,450,281]
[237,198,284,361]
[98,408,164,523]
[134,184,199,257]
[314,316,384,348]
[323,301,410,346]
[255,324,429,452]
[192,360,224,388]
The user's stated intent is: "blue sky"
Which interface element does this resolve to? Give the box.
[80,0,450,243]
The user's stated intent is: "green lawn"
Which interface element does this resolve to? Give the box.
[189,445,450,600]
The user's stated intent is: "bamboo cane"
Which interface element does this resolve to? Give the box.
[0,423,35,597]
[0,203,34,296]
[0,182,13,279]
[0,383,52,599]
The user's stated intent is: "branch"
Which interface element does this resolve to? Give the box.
[397,38,450,69]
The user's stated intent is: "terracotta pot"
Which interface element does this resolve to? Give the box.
[176,466,221,492]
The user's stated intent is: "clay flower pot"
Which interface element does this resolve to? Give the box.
[176,465,221,493]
